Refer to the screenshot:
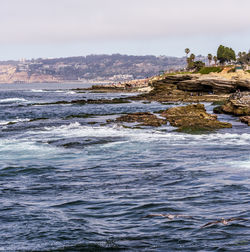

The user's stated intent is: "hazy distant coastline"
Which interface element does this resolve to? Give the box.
[0,54,198,84]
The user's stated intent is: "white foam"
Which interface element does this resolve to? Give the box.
[0,98,28,103]
[44,122,81,132]
[66,91,76,94]
[41,123,250,146]
[236,160,250,170]
[0,118,30,125]
[30,89,45,93]
[0,138,62,160]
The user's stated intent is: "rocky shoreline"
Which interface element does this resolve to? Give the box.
[87,72,250,130]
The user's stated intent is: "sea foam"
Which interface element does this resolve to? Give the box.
[0,98,28,103]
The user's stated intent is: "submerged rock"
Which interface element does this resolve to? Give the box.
[115,112,167,127]
[161,104,232,133]
[32,98,131,106]
[48,137,124,149]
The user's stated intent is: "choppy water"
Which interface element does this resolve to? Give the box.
[0,83,249,252]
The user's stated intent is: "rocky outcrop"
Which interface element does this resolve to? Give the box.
[177,79,233,93]
[221,92,250,116]
[159,74,194,83]
[89,73,250,104]
[177,78,250,94]
[160,104,232,133]
[155,73,250,94]
[32,98,131,106]
[240,116,250,126]
[106,104,232,132]
[115,112,167,127]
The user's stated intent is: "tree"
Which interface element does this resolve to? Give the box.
[237,51,250,65]
[213,56,218,65]
[217,45,236,65]
[186,53,204,71]
[193,61,205,71]
[186,53,195,70]
[190,53,195,62]
[207,54,213,66]
[185,48,190,57]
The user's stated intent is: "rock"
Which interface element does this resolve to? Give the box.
[221,91,250,116]
[239,116,250,126]
[72,98,130,104]
[199,79,237,93]
[162,74,194,83]
[33,98,131,106]
[236,80,250,91]
[161,104,232,133]
[177,78,247,94]
[177,79,207,92]
[115,112,167,127]
[213,106,224,114]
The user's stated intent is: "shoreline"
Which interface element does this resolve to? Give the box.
[0,81,111,85]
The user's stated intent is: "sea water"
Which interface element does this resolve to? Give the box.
[0,83,249,251]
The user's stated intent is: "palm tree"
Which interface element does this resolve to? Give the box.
[185,48,190,58]
[190,53,195,62]
[213,56,218,66]
[207,54,213,66]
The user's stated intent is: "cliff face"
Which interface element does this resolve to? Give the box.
[0,65,61,83]
[153,73,250,94]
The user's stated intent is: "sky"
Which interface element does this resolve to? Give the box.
[0,0,250,60]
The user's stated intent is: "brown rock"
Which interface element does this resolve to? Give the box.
[221,91,250,116]
[115,112,167,127]
[161,104,232,133]
[239,116,250,126]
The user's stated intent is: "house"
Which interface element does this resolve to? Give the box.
[235,65,244,72]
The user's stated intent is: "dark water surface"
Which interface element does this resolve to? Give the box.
[0,83,249,251]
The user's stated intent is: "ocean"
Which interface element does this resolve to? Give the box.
[0,83,249,251]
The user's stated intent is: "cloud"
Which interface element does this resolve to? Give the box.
[0,0,249,44]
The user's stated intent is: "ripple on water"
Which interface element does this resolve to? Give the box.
[0,87,250,251]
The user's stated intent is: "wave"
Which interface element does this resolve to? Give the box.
[42,123,250,146]
[66,91,76,94]
[0,118,30,126]
[0,98,28,104]
[30,89,45,92]
[29,89,76,94]
[228,159,250,170]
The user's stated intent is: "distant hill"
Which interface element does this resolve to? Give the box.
[0,54,202,83]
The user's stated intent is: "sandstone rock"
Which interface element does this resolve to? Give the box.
[239,116,250,126]
[221,91,250,116]
[177,78,249,94]
[213,106,224,114]
[162,74,194,83]
[161,104,232,133]
[115,112,167,127]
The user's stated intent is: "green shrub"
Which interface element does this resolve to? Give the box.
[199,67,222,74]
[246,70,250,73]
[165,71,193,76]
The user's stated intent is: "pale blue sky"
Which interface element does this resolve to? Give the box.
[0,0,249,60]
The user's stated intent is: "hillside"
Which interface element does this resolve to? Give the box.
[0,54,190,83]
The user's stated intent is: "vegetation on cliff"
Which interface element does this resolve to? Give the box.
[217,45,236,64]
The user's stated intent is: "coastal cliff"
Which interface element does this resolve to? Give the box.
[0,65,62,83]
